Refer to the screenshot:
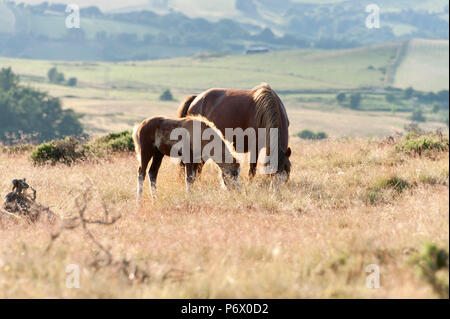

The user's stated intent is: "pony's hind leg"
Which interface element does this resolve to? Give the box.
[148,149,164,198]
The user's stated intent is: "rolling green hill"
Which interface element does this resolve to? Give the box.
[0,40,448,136]
[394,38,449,92]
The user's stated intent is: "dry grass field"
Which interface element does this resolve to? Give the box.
[0,137,448,298]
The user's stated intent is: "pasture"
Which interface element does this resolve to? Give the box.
[0,39,448,299]
[0,40,448,136]
[0,137,448,298]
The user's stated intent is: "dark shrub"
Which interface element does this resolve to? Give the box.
[30,137,84,165]
[411,108,426,122]
[160,89,174,101]
[336,92,346,104]
[67,77,77,87]
[90,131,134,153]
[349,93,361,109]
[395,133,449,157]
[297,130,328,140]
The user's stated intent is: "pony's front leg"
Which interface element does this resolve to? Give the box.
[249,148,260,181]
[148,150,164,199]
[185,163,198,192]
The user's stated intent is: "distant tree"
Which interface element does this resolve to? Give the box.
[47,67,65,84]
[386,93,396,103]
[411,108,426,122]
[80,6,102,17]
[47,67,57,83]
[437,90,449,103]
[349,93,361,109]
[0,67,19,91]
[254,27,276,42]
[67,77,77,87]
[160,89,174,101]
[404,87,414,100]
[432,103,441,113]
[0,69,83,144]
[336,92,346,104]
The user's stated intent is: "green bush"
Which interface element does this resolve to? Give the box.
[336,92,346,104]
[297,130,328,140]
[30,137,85,165]
[411,108,426,122]
[67,77,77,87]
[160,89,174,101]
[412,243,449,298]
[374,175,411,193]
[395,133,449,157]
[349,93,361,109]
[89,131,134,153]
[30,131,134,165]
[364,175,412,205]
[47,67,65,84]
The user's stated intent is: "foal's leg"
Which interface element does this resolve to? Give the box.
[185,163,198,192]
[148,149,164,198]
[249,150,260,181]
[137,148,153,199]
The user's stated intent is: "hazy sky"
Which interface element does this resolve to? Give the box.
[7,0,239,15]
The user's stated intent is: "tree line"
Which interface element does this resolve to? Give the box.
[0,68,83,145]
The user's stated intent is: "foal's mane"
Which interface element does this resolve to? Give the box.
[185,115,238,160]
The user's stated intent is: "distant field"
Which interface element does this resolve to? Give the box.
[0,40,448,136]
[394,39,449,92]
[0,43,398,92]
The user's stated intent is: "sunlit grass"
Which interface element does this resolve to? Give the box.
[0,138,448,298]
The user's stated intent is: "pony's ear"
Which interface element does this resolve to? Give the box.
[286,147,292,158]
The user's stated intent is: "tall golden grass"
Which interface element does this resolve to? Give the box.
[0,138,448,298]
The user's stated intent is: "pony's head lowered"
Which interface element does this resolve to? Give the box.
[188,115,241,189]
[252,83,291,182]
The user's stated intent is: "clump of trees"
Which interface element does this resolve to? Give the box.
[411,108,426,122]
[336,92,362,109]
[47,67,78,87]
[0,67,84,145]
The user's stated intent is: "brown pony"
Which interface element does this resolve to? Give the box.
[132,115,241,199]
[178,83,291,181]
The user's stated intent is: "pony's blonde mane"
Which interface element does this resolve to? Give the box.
[252,83,281,131]
[186,115,238,160]
[251,83,282,154]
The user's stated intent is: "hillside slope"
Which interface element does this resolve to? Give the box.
[394,39,449,92]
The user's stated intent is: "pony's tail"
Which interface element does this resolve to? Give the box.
[252,83,280,154]
[132,123,142,165]
[178,95,197,118]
